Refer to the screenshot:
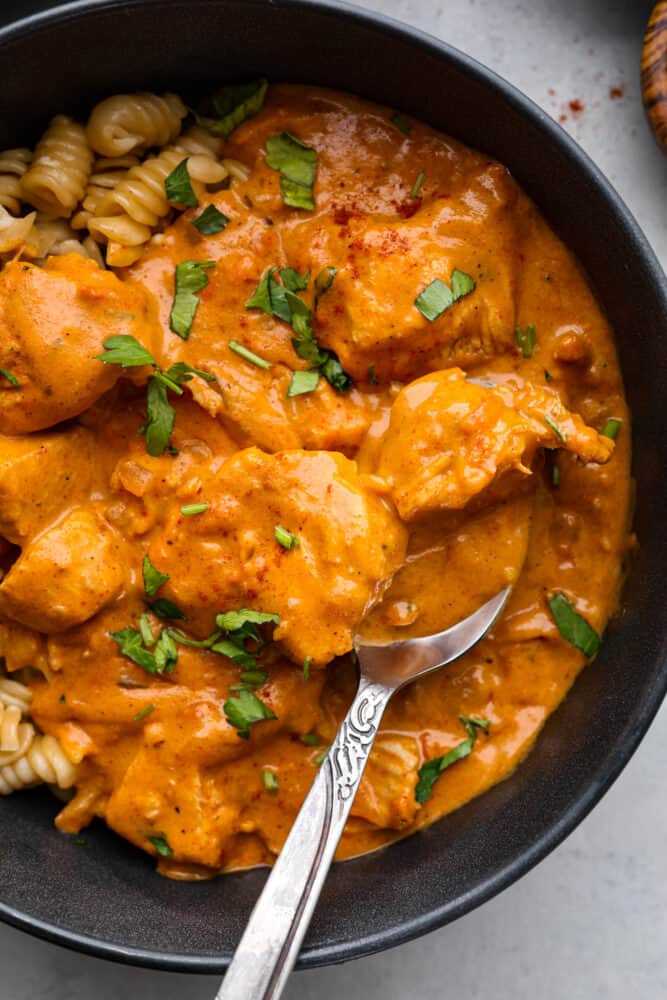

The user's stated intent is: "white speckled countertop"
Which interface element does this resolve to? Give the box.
[1,1,666,997]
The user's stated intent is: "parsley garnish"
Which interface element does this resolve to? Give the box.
[165,158,198,208]
[548,593,601,657]
[229,340,271,369]
[192,204,230,235]
[410,170,425,198]
[391,112,412,134]
[142,554,169,597]
[275,524,300,549]
[198,78,268,137]
[551,463,560,487]
[169,260,216,340]
[229,669,269,692]
[280,267,310,292]
[545,369,554,382]
[138,612,154,646]
[287,370,320,397]
[246,267,351,395]
[415,716,489,804]
[262,769,279,794]
[303,656,311,680]
[265,131,317,210]
[300,732,320,746]
[180,502,208,516]
[134,704,155,721]
[210,609,280,670]
[110,626,178,676]
[147,834,173,857]
[544,414,567,443]
[515,324,536,358]
[314,747,329,766]
[415,269,475,321]
[224,689,276,739]
[601,417,622,440]
[97,336,214,456]
[0,368,19,388]
[150,598,186,621]
[313,266,337,309]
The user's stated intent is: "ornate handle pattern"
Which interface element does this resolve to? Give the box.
[215,676,393,1000]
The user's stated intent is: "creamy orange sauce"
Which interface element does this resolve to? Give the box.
[0,86,631,876]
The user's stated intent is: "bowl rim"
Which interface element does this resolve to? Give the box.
[0,0,666,975]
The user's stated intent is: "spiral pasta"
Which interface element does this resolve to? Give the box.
[28,215,105,267]
[0,732,77,795]
[0,675,32,714]
[0,205,36,254]
[88,142,229,265]
[21,115,93,218]
[71,153,141,231]
[0,148,32,214]
[86,91,187,157]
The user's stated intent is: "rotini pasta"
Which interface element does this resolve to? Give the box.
[87,143,229,265]
[0,732,77,795]
[28,215,105,267]
[0,702,22,752]
[0,147,31,214]
[86,91,187,157]
[71,153,140,231]
[0,205,36,254]
[21,115,93,218]
[0,675,32,714]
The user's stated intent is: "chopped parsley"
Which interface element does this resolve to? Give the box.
[300,732,320,746]
[150,598,186,621]
[198,78,268,137]
[229,669,269,693]
[391,112,412,134]
[147,834,173,857]
[229,340,271,369]
[134,704,156,722]
[314,747,329,766]
[544,414,567,443]
[180,502,208,516]
[515,324,536,358]
[110,626,178,676]
[548,593,601,657]
[265,131,317,210]
[287,370,320,397]
[165,158,198,208]
[313,266,337,309]
[601,417,622,440]
[224,688,276,739]
[0,368,19,388]
[280,267,310,292]
[415,716,490,804]
[551,463,560,487]
[138,612,155,646]
[303,656,311,680]
[246,266,351,395]
[410,170,426,198]
[545,369,554,382]
[262,769,279,794]
[142,554,169,598]
[97,336,214,456]
[275,524,300,550]
[415,269,476,322]
[169,260,216,339]
[212,609,280,670]
[192,204,230,235]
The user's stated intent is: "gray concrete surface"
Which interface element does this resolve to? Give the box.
[1,1,665,997]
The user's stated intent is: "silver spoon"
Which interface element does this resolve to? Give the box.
[216,586,511,1000]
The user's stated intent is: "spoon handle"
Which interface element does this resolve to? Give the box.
[215,675,393,1000]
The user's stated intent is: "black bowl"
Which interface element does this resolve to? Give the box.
[1,0,666,975]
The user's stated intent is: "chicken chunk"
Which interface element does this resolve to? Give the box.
[351,733,421,830]
[375,368,614,521]
[0,508,126,632]
[149,448,407,666]
[0,428,95,545]
[311,163,520,382]
[0,254,159,434]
